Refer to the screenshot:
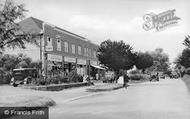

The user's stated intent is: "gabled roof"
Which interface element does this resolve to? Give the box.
[23,17,86,39]
[30,17,43,29]
[19,17,99,47]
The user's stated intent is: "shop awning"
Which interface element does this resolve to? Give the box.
[91,65,106,70]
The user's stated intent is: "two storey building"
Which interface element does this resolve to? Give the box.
[19,17,99,77]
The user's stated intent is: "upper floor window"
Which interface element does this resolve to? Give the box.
[71,44,75,54]
[84,48,87,56]
[64,42,68,52]
[57,39,61,51]
[88,49,91,57]
[46,37,53,51]
[93,50,96,58]
[78,46,82,55]
[86,48,89,57]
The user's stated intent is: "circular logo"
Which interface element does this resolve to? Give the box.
[4,110,9,115]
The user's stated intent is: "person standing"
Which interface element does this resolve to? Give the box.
[123,71,129,87]
[156,72,159,81]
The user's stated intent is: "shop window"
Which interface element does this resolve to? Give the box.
[71,44,75,54]
[57,39,61,51]
[64,42,68,52]
[78,46,82,55]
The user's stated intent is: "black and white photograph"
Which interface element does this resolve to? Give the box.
[0,0,190,119]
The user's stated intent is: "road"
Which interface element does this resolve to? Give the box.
[1,78,190,119]
[50,78,190,119]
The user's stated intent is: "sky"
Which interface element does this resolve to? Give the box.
[4,0,190,62]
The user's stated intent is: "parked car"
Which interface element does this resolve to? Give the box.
[10,68,38,87]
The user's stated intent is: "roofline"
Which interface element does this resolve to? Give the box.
[23,17,99,47]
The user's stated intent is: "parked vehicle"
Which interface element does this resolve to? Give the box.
[10,68,38,87]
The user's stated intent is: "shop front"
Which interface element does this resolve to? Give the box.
[77,58,87,76]
[90,60,106,80]
[47,54,63,77]
[64,56,76,76]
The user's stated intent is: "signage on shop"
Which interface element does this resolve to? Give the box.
[47,54,62,62]
[90,60,98,65]
[64,56,76,63]
[77,59,87,65]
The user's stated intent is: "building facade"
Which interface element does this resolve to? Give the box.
[19,17,99,77]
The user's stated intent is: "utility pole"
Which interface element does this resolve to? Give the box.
[41,22,47,79]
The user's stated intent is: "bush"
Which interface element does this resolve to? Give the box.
[0,69,12,84]
[33,73,84,85]
[34,78,47,85]
[33,75,70,85]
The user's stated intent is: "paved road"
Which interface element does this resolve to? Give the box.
[50,78,190,119]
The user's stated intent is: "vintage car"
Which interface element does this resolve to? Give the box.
[10,68,38,87]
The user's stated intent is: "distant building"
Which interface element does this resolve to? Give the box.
[18,17,99,77]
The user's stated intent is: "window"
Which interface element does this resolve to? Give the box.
[64,42,68,52]
[47,37,52,46]
[57,39,61,51]
[71,44,75,54]
[88,49,91,57]
[78,46,82,55]
[84,48,87,56]
[86,48,88,57]
[46,37,53,51]
[93,51,96,58]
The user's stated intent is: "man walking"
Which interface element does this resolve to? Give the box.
[123,71,129,88]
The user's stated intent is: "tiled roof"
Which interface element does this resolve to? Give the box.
[30,17,43,29]
[29,17,86,39]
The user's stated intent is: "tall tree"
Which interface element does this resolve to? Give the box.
[176,48,190,68]
[148,48,170,73]
[97,40,136,75]
[135,52,153,73]
[183,35,190,48]
[0,0,38,50]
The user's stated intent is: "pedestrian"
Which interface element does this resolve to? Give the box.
[96,73,99,80]
[123,71,129,88]
[156,72,159,81]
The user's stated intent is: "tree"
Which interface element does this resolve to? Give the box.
[135,52,153,73]
[97,40,136,75]
[176,48,190,68]
[0,54,19,70]
[183,35,190,48]
[0,0,38,50]
[148,48,170,73]
[16,53,32,68]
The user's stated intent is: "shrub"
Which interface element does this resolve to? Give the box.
[34,78,47,85]
[0,69,12,84]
